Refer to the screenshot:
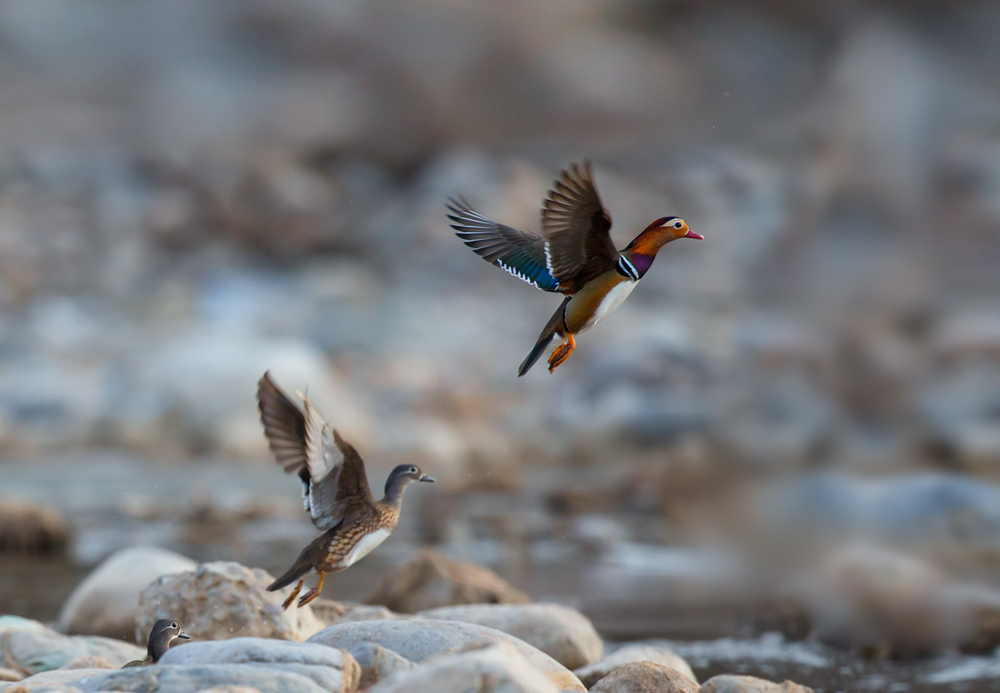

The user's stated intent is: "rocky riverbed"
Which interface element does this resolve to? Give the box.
[7,539,1000,692]
[8,456,1000,691]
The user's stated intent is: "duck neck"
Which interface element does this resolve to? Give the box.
[148,636,170,663]
[622,247,657,279]
[382,481,407,508]
[625,224,674,277]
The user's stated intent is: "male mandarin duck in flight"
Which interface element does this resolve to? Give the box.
[257,372,434,609]
[448,161,702,375]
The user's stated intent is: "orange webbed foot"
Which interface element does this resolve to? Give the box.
[281,580,304,611]
[297,571,326,608]
[297,588,320,607]
[547,334,576,373]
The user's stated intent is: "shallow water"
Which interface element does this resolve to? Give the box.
[657,635,1000,693]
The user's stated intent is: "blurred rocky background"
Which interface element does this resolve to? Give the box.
[0,1,999,690]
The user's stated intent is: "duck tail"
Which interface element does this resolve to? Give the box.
[267,562,312,592]
[518,298,569,377]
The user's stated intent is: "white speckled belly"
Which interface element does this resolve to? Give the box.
[580,280,637,333]
[341,528,391,568]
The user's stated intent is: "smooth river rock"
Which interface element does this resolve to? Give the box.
[60,655,116,669]
[307,618,585,691]
[366,642,560,693]
[158,637,359,692]
[136,561,324,642]
[348,641,414,689]
[575,644,697,688]
[367,550,529,613]
[0,668,22,683]
[0,667,110,692]
[417,603,602,670]
[0,617,143,674]
[699,675,815,693]
[73,664,329,693]
[590,661,700,693]
[57,546,196,641]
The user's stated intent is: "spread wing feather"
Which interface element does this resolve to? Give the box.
[448,197,560,292]
[540,161,618,284]
[257,372,376,530]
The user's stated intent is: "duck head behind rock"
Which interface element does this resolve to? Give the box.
[122,619,190,668]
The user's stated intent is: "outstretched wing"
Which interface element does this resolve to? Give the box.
[257,372,376,530]
[541,161,618,285]
[448,197,560,292]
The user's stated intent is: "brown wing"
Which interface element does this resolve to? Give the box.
[257,372,308,473]
[541,161,618,289]
[257,372,376,530]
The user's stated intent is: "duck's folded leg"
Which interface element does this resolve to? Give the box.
[281,580,304,611]
[548,333,576,372]
[297,571,326,608]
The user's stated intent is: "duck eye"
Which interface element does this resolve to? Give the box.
[171,623,177,629]
[673,220,683,229]
[409,467,417,473]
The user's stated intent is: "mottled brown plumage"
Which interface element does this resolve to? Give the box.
[257,372,434,609]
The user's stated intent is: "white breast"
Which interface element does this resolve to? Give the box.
[582,280,637,332]
[341,528,391,568]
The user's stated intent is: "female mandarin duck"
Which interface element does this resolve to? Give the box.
[257,372,434,609]
[122,619,189,668]
[448,161,702,375]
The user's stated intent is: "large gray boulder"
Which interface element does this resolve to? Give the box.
[0,616,143,674]
[417,603,602,669]
[366,642,560,693]
[72,665,330,693]
[57,546,196,640]
[159,637,359,692]
[136,561,324,643]
[589,661,700,693]
[575,644,697,688]
[307,618,585,691]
